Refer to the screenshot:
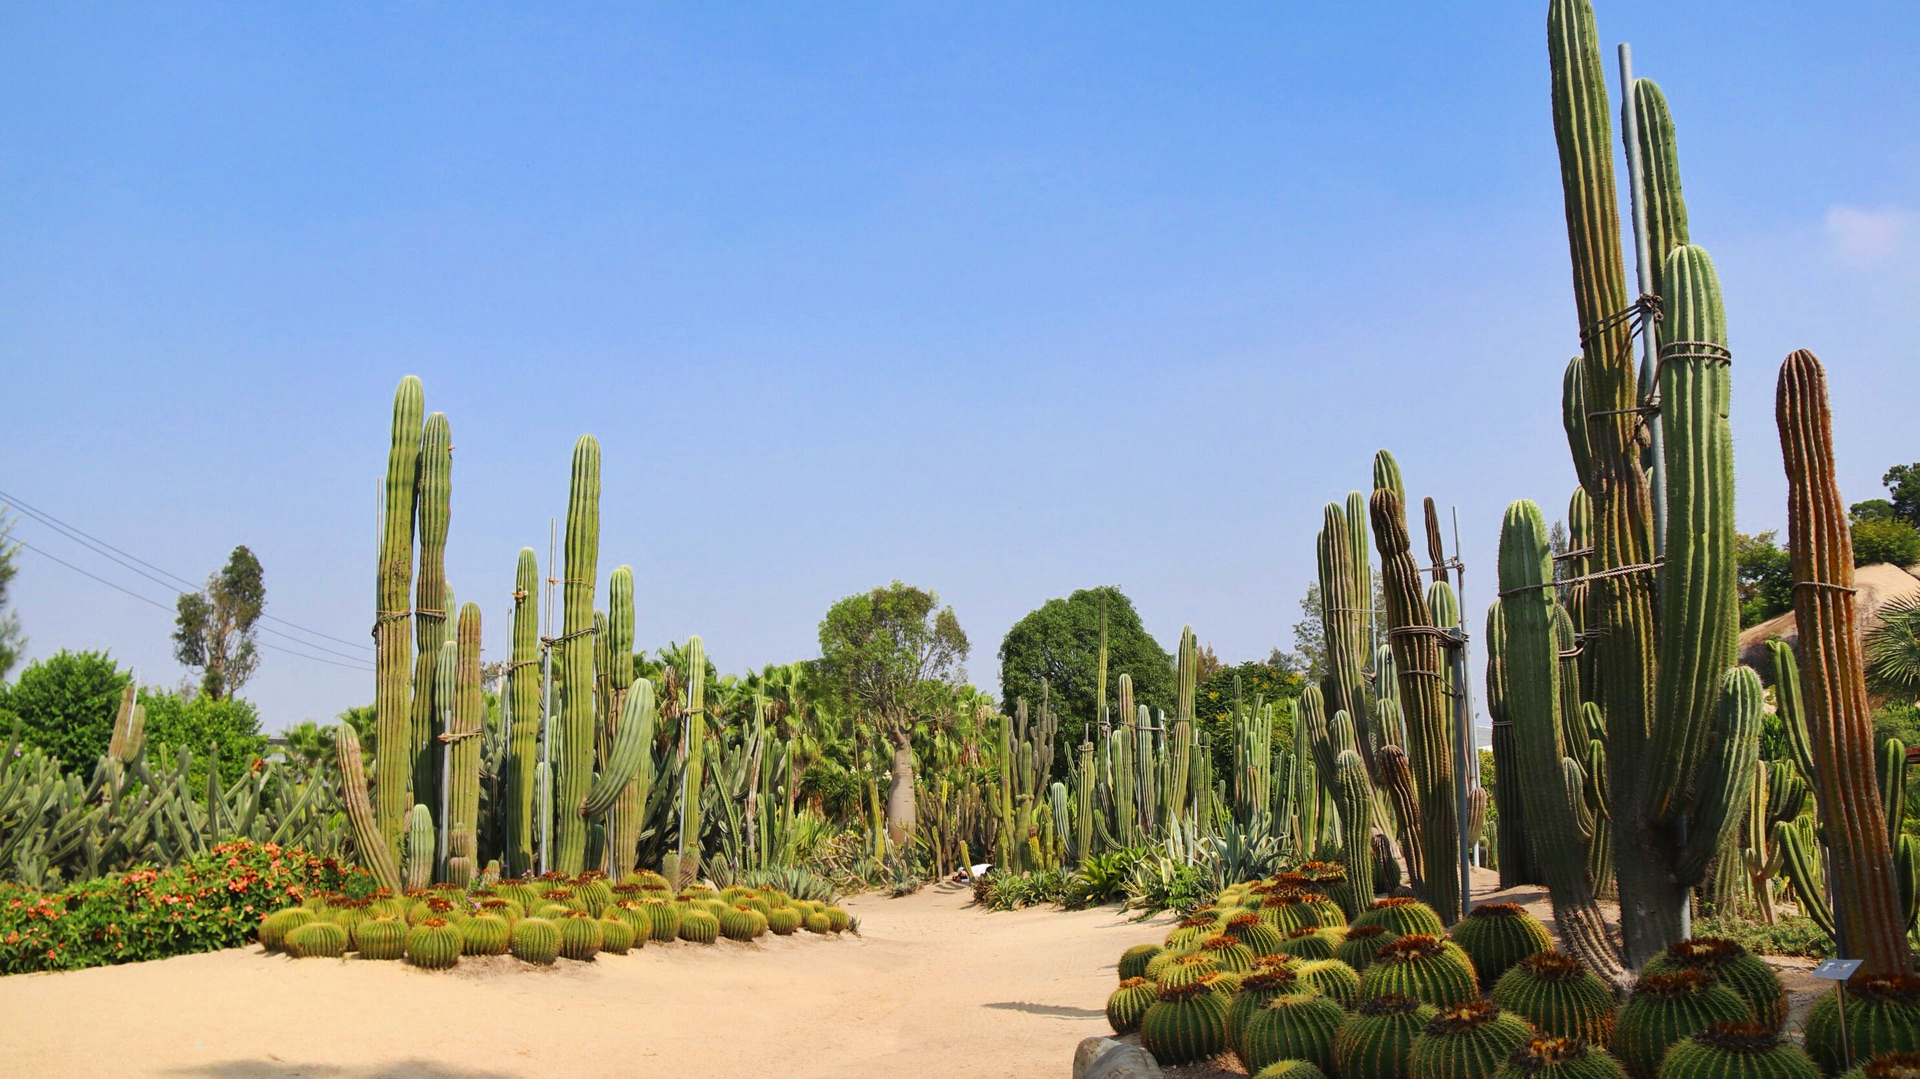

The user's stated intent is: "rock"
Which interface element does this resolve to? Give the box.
[1073,1035,1163,1079]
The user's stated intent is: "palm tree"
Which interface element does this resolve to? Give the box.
[1866,595,1920,706]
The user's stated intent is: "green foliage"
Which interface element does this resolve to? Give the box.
[1855,518,1920,568]
[0,510,23,680]
[1,649,131,770]
[817,581,969,739]
[136,689,267,785]
[1196,661,1304,770]
[1737,531,1794,629]
[171,545,266,701]
[977,869,1070,911]
[996,586,1171,749]
[1065,849,1142,909]
[0,840,369,974]
[1867,597,1920,705]
[1887,464,1920,528]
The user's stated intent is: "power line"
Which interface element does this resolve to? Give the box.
[0,487,374,654]
[15,540,375,674]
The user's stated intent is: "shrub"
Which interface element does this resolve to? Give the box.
[1,649,131,770]
[137,689,269,785]
[978,869,1071,911]
[1687,915,1831,960]
[1854,518,1920,569]
[0,840,370,974]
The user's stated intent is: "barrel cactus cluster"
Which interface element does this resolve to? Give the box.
[255,871,852,972]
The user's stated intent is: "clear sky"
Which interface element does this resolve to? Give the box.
[3,3,1915,732]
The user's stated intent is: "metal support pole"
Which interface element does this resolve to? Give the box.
[1448,508,1476,916]
[538,517,556,874]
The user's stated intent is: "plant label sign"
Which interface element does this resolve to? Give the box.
[1811,959,1863,981]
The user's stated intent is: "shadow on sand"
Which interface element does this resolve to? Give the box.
[983,1001,1106,1019]
[164,1061,525,1079]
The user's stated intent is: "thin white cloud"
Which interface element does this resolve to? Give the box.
[1824,204,1913,266]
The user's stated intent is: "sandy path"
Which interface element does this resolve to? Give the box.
[0,883,1170,1079]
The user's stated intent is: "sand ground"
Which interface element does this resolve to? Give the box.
[0,882,1172,1079]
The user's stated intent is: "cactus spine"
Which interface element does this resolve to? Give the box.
[508,548,540,876]
[553,435,601,874]
[375,376,424,858]
[1776,350,1910,974]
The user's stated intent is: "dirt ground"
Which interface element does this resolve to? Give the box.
[0,881,1172,1079]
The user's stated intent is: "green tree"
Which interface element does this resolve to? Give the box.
[816,582,968,845]
[137,688,267,784]
[278,719,336,768]
[1853,517,1920,569]
[996,586,1173,751]
[0,649,131,769]
[1194,659,1303,777]
[1885,463,1920,528]
[0,509,23,679]
[1736,530,1794,628]
[172,545,265,700]
[1291,583,1327,683]
[1867,596,1920,707]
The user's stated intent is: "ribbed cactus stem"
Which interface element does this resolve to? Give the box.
[405,803,434,890]
[552,435,600,873]
[409,412,452,832]
[676,635,707,886]
[448,602,483,874]
[335,722,402,891]
[606,565,642,877]
[1486,602,1536,887]
[1775,349,1909,975]
[507,548,540,876]
[1336,750,1374,921]
[582,681,654,818]
[375,376,424,858]
[1321,501,1374,759]
[1630,79,1690,295]
[1767,640,1819,787]
[1672,668,1760,883]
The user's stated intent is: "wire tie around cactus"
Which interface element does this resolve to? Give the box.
[1792,581,1858,595]
[415,608,446,618]
[1577,291,1663,350]
[1386,625,1450,639]
[502,658,540,671]
[370,609,412,636]
[437,730,484,743]
[1497,559,1662,597]
[540,625,601,646]
[1552,546,1595,562]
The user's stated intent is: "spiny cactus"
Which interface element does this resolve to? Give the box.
[446,602,483,879]
[405,917,463,970]
[1257,1063,1331,1079]
[1657,1023,1819,1079]
[1840,1053,1920,1079]
[1201,933,1258,974]
[1339,925,1404,973]
[1805,977,1920,1077]
[1232,966,1306,1061]
[1120,942,1163,981]
[1358,898,1447,938]
[1244,987,1348,1075]
[460,913,511,956]
[404,804,434,891]
[374,377,424,858]
[1157,952,1222,990]
[824,906,851,932]
[766,907,801,937]
[1613,971,1751,1079]
[1362,934,1480,1009]
[506,549,541,876]
[1230,913,1287,957]
[354,917,407,960]
[680,909,720,944]
[555,911,603,960]
[259,907,315,952]
[1336,748,1377,919]
[283,920,348,958]
[1279,927,1339,962]
[1644,939,1786,1034]
[509,917,561,965]
[1338,994,1441,1079]
[676,635,709,888]
[1409,1001,1538,1079]
[1140,977,1231,1067]
[720,906,767,942]
[1495,1039,1630,1079]
[597,916,634,954]
[1299,958,1364,1011]
[1107,977,1157,1035]
[1450,903,1553,990]
[1493,953,1618,1046]
[550,434,601,874]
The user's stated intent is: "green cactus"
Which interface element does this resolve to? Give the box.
[676,635,708,888]
[404,917,462,969]
[1485,601,1536,890]
[1156,953,1223,990]
[719,905,766,942]
[1140,977,1231,1067]
[580,680,655,823]
[638,899,681,942]
[679,908,720,944]
[1656,1023,1819,1079]
[259,907,315,952]
[801,911,832,934]
[1298,958,1364,1011]
[1337,994,1440,1079]
[403,804,434,890]
[1107,977,1157,1035]
[1228,913,1285,957]
[284,920,348,959]
[766,907,801,937]
[1256,1063,1331,1079]
[553,911,603,960]
[1279,927,1339,962]
[1643,939,1786,1034]
[407,411,452,836]
[824,906,851,932]
[1321,500,1377,756]
[1449,903,1552,990]
[1197,933,1256,974]
[1494,1039,1629,1079]
[1805,977,1920,1077]
[507,549,541,877]
[375,376,424,858]
[1766,640,1818,785]
[1838,1053,1920,1079]
[1337,749,1376,921]
[1492,952,1618,1046]
[509,917,561,965]
[1244,987,1347,1075]
[550,435,601,875]
[1361,935,1480,1009]
[354,917,407,960]
[447,602,482,881]
[1408,1001,1536,1079]
[1772,818,1837,938]
[1357,898,1447,938]
[1231,966,1306,1061]
[460,913,511,956]
[597,915,634,954]
[1613,971,1751,1079]
[1338,925,1403,973]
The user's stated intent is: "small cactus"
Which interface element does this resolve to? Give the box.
[1805,977,1920,1077]
[801,911,832,934]
[1839,1052,1920,1079]
[641,899,682,942]
[1140,977,1231,1066]
[1120,943,1162,981]
[1230,912,1287,957]
[680,909,721,944]
[459,913,511,956]
[1362,935,1480,1009]
[354,917,408,960]
[1298,958,1364,1010]
[1493,953,1618,1045]
[1231,966,1306,1059]
[284,921,348,959]
[1242,987,1347,1075]
[1255,1063,1331,1079]
[1356,898,1447,938]
[1201,933,1258,973]
[1337,994,1441,1079]
[1644,939,1788,1034]
[557,911,604,960]
[1449,904,1552,990]
[1107,977,1157,1035]
[766,907,802,937]
[598,916,635,954]
[405,918,463,970]
[1279,926,1340,962]
[1409,1001,1537,1079]
[719,905,768,942]
[510,918,561,965]
[1493,1038,1629,1079]
[1656,1023,1819,1079]
[259,907,315,952]
[1613,970,1751,1079]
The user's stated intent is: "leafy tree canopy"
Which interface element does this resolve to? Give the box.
[0,510,23,680]
[1853,517,1920,569]
[0,649,132,770]
[172,545,266,700]
[1737,530,1794,628]
[1885,463,1920,528]
[817,581,968,742]
[137,687,267,785]
[997,585,1173,749]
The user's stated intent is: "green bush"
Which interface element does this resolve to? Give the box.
[0,649,131,770]
[1854,518,1920,569]
[1687,915,1832,959]
[0,840,371,974]
[137,689,268,785]
[979,869,1071,911]
[1066,850,1142,909]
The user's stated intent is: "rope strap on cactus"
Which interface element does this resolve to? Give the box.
[1498,560,1663,597]
[1576,291,1662,350]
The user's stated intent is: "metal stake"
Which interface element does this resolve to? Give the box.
[538,516,556,874]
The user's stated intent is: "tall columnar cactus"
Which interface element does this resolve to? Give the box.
[507,548,541,876]
[404,803,435,890]
[335,722,402,892]
[409,412,453,829]
[375,376,424,857]
[605,566,643,877]
[1170,627,1197,822]
[1322,500,1376,758]
[1485,604,1536,888]
[552,435,601,874]
[676,635,707,887]
[447,602,483,882]
[1370,485,1459,924]
[1336,750,1375,920]
[1775,350,1910,974]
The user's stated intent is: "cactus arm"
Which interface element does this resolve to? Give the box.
[1773,819,1837,938]
[1767,639,1819,787]
[676,636,707,886]
[447,602,482,876]
[507,549,541,876]
[335,723,401,891]
[374,376,424,859]
[552,435,601,873]
[1562,358,1595,496]
[1673,668,1761,884]
[1881,738,1908,845]
[408,412,453,831]
[1335,749,1373,920]
[1631,79,1690,290]
[1320,502,1375,761]
[581,681,655,818]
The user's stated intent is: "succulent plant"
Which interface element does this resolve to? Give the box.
[1232,966,1307,1060]
[1120,943,1163,981]
[573,878,615,917]
[1450,904,1552,990]
[1255,1063,1331,1079]
[1613,971,1751,1079]
[1157,953,1224,990]
[1339,926,1405,972]
[1243,987,1348,1075]
[1644,939,1787,1033]
[1493,953,1619,1046]
[1107,977,1157,1035]
[1357,898,1448,939]
[405,918,463,970]
[720,906,768,942]
[801,911,832,935]
[1337,994,1441,1079]
[510,918,561,965]
[1657,1023,1818,1079]
[458,913,511,956]
[354,917,408,960]
[639,899,682,942]
[597,916,635,954]
[1280,927,1340,962]
[259,907,315,952]
[284,921,348,959]
[1140,977,1231,1066]
[1409,1001,1537,1079]
[1201,933,1259,974]
[1839,1052,1920,1079]
[1263,894,1329,934]
[1805,977,1920,1077]
[1493,1038,1629,1079]
[1230,913,1287,957]
[680,909,721,945]
[1298,958,1364,1011]
[1170,914,1225,949]
[554,911,604,960]
[1362,935,1481,1009]
[765,907,802,937]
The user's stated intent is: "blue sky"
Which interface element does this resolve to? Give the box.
[3,3,1916,732]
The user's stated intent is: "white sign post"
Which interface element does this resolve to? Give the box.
[1811,958,1865,1069]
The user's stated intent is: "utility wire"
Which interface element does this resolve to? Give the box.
[15,540,375,674]
[0,487,374,654]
